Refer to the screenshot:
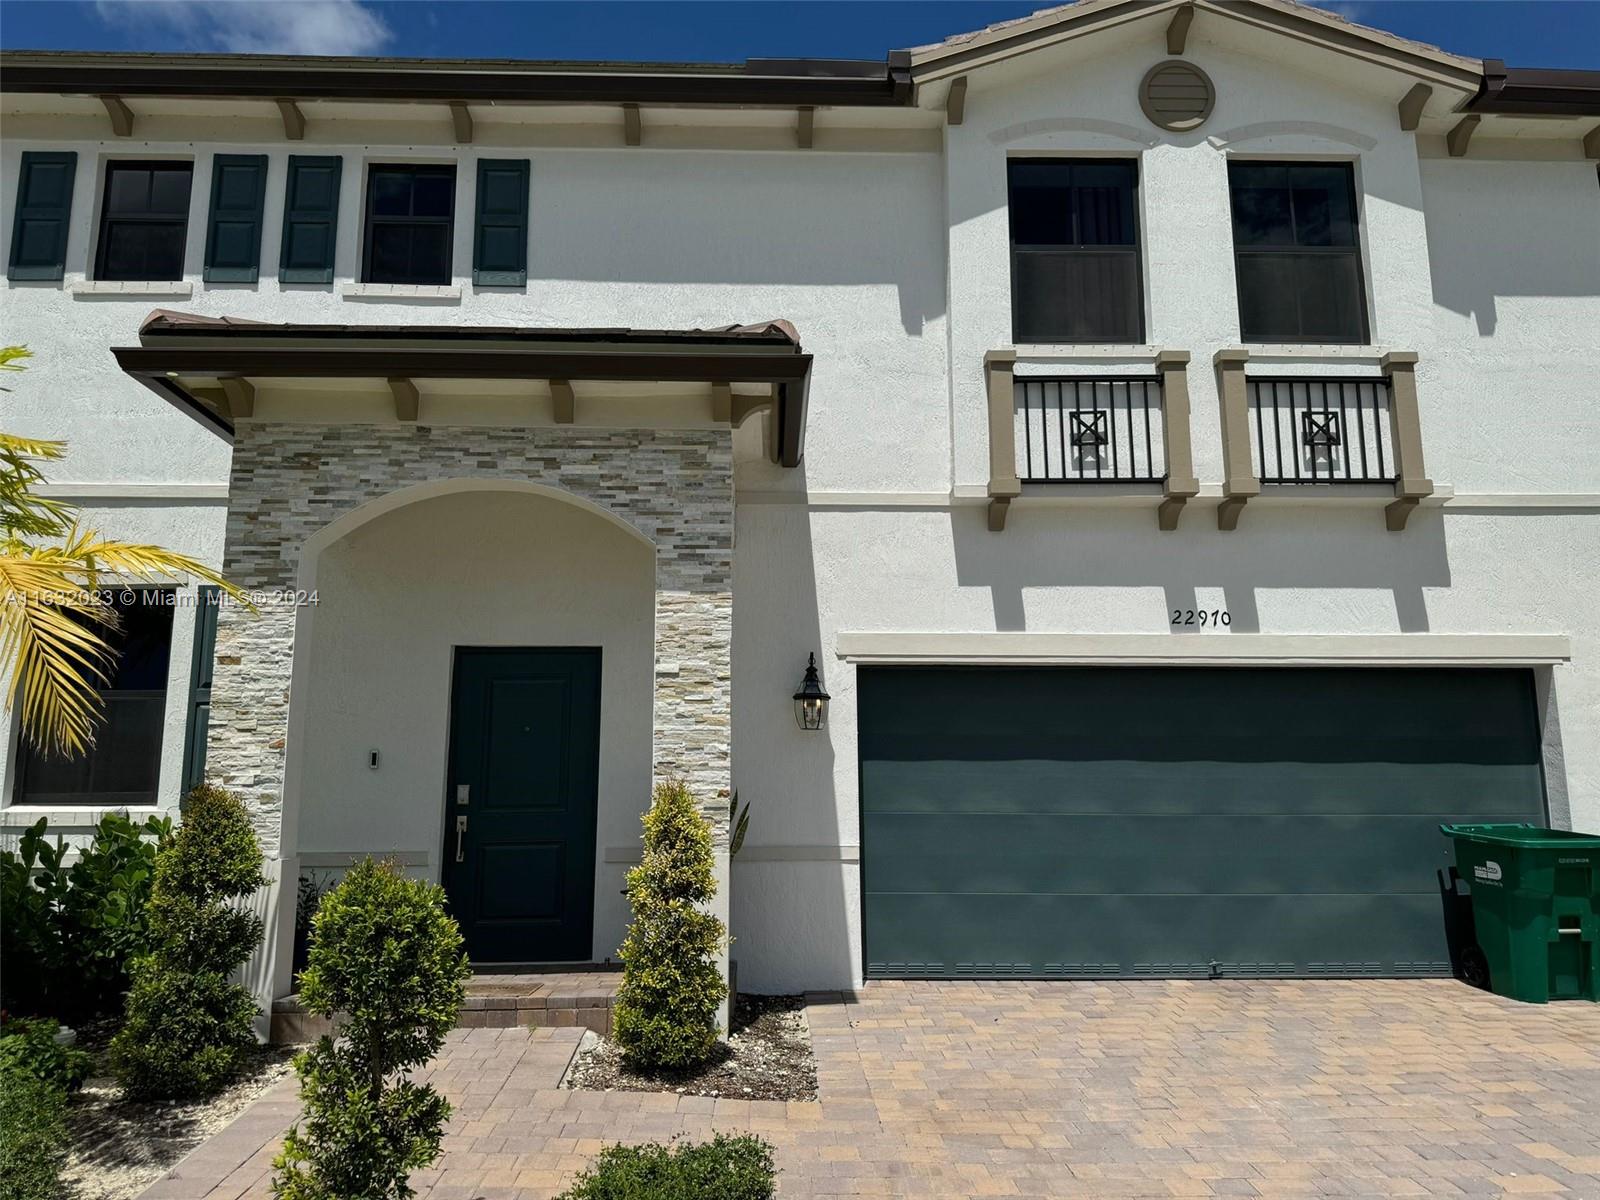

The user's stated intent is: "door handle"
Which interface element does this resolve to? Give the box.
[454,814,468,864]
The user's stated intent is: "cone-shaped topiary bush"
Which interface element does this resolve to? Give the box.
[273,858,469,1200]
[111,784,264,1100]
[612,780,727,1071]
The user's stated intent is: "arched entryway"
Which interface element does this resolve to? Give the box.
[285,481,655,971]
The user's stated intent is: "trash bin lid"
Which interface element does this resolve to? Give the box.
[1440,822,1600,849]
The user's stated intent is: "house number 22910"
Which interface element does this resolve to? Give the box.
[1171,609,1231,627]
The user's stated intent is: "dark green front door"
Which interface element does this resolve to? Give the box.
[443,648,600,964]
[860,667,1547,980]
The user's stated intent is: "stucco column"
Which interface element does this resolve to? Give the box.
[1156,349,1200,531]
[1381,350,1434,532]
[985,348,1021,531]
[1214,348,1259,531]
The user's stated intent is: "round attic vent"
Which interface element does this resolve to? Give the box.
[1138,59,1215,132]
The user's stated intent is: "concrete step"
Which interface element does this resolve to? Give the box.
[270,968,621,1044]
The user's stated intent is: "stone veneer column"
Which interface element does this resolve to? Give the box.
[206,596,297,857]
[207,422,735,864]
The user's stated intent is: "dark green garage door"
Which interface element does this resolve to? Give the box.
[860,667,1546,979]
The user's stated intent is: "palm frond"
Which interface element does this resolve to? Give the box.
[0,555,114,755]
[0,430,72,540]
[54,528,256,609]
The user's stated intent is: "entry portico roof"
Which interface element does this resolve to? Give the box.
[113,313,813,467]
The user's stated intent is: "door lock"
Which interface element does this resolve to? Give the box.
[456,784,470,806]
[454,814,468,863]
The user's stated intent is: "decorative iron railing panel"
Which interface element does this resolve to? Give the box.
[1248,377,1395,485]
[1014,377,1165,484]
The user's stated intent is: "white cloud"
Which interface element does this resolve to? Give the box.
[93,0,394,57]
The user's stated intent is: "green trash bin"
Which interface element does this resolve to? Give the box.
[1440,823,1600,1003]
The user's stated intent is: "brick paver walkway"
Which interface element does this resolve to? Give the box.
[141,980,1600,1199]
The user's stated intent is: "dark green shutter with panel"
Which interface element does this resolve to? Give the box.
[279,155,342,283]
[203,154,268,282]
[472,159,529,286]
[860,666,1548,980]
[180,586,221,796]
[7,151,77,281]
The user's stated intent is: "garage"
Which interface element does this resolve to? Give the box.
[859,666,1547,979]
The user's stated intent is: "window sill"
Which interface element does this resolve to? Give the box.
[1014,344,1161,362]
[69,280,193,298]
[341,282,461,300]
[1,804,170,828]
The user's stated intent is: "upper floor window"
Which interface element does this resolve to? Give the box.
[1228,161,1368,344]
[362,163,456,285]
[95,161,193,281]
[1007,158,1144,344]
[12,591,173,807]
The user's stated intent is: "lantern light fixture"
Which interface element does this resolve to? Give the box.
[793,652,830,731]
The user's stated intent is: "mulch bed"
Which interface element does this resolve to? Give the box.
[59,1017,297,1200]
[562,994,817,1102]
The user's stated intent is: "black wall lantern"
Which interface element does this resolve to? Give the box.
[793,652,830,731]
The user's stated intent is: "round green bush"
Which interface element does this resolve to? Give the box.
[111,784,265,1100]
[612,780,728,1071]
[273,858,469,1200]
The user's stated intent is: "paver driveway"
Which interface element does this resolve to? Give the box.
[144,980,1600,1199]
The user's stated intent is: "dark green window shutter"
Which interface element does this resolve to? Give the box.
[7,151,77,281]
[473,159,529,286]
[181,586,221,796]
[279,155,342,283]
[203,154,268,282]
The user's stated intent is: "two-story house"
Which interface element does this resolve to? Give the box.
[2,0,1597,1012]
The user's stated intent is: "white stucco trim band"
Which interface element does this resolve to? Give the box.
[834,633,1572,668]
[739,490,1600,513]
[36,482,230,502]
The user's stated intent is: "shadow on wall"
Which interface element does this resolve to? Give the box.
[1423,161,1600,336]
[729,453,854,994]
[527,154,947,336]
[949,503,1451,634]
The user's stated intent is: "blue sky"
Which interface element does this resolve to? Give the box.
[1,1,1596,68]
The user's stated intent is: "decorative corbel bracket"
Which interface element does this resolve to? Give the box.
[985,349,1021,531]
[99,95,134,137]
[1214,348,1258,531]
[1380,351,1433,531]
[387,377,418,422]
[1155,350,1199,531]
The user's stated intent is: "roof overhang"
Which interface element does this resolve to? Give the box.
[0,50,914,108]
[904,0,1485,93]
[114,315,813,468]
[1465,61,1600,116]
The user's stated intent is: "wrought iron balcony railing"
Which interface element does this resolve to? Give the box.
[1247,377,1396,485]
[1015,376,1165,484]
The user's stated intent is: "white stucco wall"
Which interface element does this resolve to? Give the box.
[2,21,1597,998]
[297,487,655,962]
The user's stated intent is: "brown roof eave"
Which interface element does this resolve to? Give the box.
[1464,60,1600,116]
[0,51,913,108]
[113,333,814,467]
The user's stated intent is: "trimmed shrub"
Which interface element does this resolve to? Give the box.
[555,1135,776,1200]
[0,812,171,1018]
[612,780,727,1071]
[272,858,470,1200]
[0,1018,91,1093]
[0,1063,67,1200]
[111,784,265,1100]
